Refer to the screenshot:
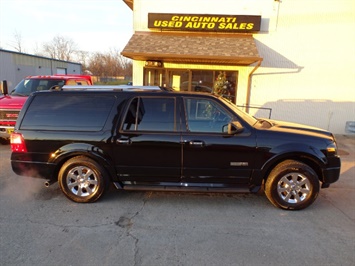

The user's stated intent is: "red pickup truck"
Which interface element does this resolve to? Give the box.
[0,75,93,143]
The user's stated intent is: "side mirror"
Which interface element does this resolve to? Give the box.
[0,80,8,95]
[227,121,244,135]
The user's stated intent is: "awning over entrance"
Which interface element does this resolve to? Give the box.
[121,32,262,66]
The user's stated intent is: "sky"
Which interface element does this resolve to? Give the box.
[0,0,133,54]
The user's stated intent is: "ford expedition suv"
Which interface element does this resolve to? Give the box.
[10,86,341,210]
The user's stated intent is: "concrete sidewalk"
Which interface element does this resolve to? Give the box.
[326,135,355,220]
[336,134,355,156]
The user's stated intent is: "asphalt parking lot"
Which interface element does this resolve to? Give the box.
[0,135,354,266]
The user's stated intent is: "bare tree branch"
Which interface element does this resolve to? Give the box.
[42,35,78,61]
[86,49,132,79]
[9,30,24,52]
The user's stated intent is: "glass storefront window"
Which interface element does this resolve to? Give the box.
[143,68,238,103]
[144,69,165,86]
[190,70,214,93]
[168,70,189,91]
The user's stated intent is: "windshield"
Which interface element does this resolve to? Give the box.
[11,78,66,96]
[219,96,258,126]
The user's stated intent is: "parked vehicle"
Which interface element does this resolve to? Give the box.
[10,85,341,210]
[0,75,93,142]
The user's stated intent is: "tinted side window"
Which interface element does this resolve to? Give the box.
[184,98,232,133]
[20,94,115,131]
[123,97,175,132]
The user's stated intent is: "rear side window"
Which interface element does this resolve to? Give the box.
[20,94,115,131]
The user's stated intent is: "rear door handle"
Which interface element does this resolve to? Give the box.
[189,141,204,146]
[116,139,131,145]
[181,140,205,147]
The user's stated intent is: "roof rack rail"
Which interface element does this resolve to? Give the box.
[61,85,166,91]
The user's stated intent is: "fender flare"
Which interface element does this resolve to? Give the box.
[251,142,327,185]
[48,143,117,182]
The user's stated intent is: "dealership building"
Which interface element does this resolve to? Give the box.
[121,0,355,135]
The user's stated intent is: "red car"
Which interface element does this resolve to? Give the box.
[0,75,92,142]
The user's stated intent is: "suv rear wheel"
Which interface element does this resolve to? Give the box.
[265,160,320,210]
[58,156,109,203]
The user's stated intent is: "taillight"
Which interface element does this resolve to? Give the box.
[10,133,27,152]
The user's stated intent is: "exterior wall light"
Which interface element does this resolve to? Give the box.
[145,61,163,67]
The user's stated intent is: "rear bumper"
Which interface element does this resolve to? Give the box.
[11,160,56,180]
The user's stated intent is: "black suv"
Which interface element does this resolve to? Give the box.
[10,86,341,210]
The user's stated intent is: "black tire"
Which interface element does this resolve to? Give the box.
[58,156,109,203]
[265,160,320,210]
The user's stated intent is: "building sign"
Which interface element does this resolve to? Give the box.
[148,13,261,32]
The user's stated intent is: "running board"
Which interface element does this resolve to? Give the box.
[120,185,251,193]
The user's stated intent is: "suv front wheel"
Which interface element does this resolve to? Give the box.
[265,160,320,210]
[58,156,109,203]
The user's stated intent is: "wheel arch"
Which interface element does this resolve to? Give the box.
[257,141,328,182]
[49,143,116,183]
[259,152,325,186]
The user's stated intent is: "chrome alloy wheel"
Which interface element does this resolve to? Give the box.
[277,172,311,204]
[66,166,99,197]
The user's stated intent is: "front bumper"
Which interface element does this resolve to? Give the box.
[322,156,341,185]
